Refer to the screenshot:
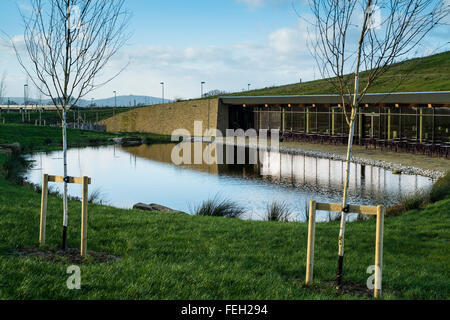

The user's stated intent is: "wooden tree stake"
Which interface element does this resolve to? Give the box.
[306,200,316,285]
[39,174,49,245]
[305,201,385,298]
[39,174,91,257]
[81,176,89,257]
[374,205,385,298]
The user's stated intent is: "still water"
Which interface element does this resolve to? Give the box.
[24,143,434,222]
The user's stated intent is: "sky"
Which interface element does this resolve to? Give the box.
[0,0,448,101]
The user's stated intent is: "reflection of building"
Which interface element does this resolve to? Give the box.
[122,143,432,203]
[102,92,450,150]
[122,144,221,175]
[258,148,431,199]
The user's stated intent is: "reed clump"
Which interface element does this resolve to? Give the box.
[193,195,245,218]
[265,201,293,222]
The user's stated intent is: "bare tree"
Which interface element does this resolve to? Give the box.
[307,0,449,289]
[12,0,130,250]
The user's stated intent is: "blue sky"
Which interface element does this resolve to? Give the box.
[0,0,448,100]
[127,0,298,47]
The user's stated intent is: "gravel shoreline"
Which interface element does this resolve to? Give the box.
[274,145,444,180]
[203,138,446,180]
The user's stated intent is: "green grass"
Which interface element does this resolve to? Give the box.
[265,201,293,222]
[212,51,450,97]
[430,172,450,203]
[0,124,449,300]
[0,124,119,152]
[387,190,431,217]
[0,167,448,299]
[0,107,136,126]
[193,195,245,218]
[0,123,171,153]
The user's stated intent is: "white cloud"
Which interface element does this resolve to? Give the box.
[2,8,448,100]
[97,21,315,99]
[236,0,266,9]
[92,9,449,100]
[10,35,25,52]
[17,2,33,13]
[236,0,295,9]
[268,20,309,54]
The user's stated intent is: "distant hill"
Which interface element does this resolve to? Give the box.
[1,95,171,107]
[76,95,172,107]
[219,51,450,97]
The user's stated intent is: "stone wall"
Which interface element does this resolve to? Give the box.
[99,98,223,136]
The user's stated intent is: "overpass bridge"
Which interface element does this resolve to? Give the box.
[0,105,59,111]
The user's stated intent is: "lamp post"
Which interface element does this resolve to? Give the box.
[248,83,251,91]
[201,81,205,98]
[160,82,165,104]
[113,91,117,116]
[24,84,28,109]
[22,84,28,122]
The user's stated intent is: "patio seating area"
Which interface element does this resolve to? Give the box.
[222,92,450,159]
[281,131,450,159]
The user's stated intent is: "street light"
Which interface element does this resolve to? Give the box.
[24,84,28,108]
[248,83,251,91]
[113,91,117,116]
[160,82,165,104]
[201,81,205,98]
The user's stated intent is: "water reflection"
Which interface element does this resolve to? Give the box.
[24,143,434,222]
[124,143,432,205]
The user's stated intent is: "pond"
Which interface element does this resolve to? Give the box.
[24,143,434,222]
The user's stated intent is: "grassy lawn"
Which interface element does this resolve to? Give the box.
[0,124,449,299]
[0,107,136,127]
[0,123,172,152]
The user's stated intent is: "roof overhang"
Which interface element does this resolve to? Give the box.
[219,91,450,106]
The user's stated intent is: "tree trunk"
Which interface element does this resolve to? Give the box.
[336,0,371,289]
[62,1,70,250]
[62,107,68,250]
[336,106,357,288]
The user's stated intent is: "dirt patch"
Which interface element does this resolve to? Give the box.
[324,281,373,298]
[299,279,373,298]
[13,247,120,265]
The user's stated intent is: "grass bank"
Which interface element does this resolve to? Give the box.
[0,124,448,299]
[217,51,450,97]
[0,123,172,153]
[0,107,136,126]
